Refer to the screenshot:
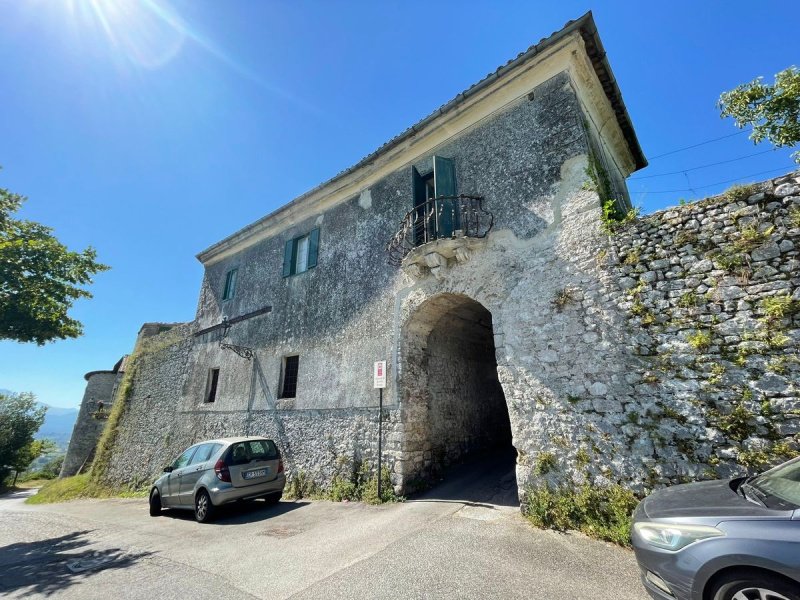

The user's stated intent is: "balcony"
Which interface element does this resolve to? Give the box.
[387,195,493,267]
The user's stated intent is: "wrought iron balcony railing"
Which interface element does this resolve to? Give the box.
[387,195,493,266]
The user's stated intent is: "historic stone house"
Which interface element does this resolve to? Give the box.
[64,12,800,502]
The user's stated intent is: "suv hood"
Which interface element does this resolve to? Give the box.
[642,478,791,519]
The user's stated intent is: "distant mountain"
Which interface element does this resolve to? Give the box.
[0,391,78,450]
[35,403,79,450]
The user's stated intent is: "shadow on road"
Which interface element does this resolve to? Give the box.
[159,498,309,525]
[408,447,520,508]
[0,530,151,596]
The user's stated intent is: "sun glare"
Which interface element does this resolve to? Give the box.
[60,0,188,69]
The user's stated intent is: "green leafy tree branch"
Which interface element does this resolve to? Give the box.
[718,66,800,163]
[0,170,110,344]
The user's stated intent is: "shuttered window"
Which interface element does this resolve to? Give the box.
[283,228,320,277]
[411,156,458,241]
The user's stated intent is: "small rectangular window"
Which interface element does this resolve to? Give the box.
[205,368,220,403]
[280,356,299,398]
[283,228,320,277]
[295,235,310,274]
[222,268,238,300]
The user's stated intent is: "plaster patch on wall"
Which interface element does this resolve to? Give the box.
[358,189,373,209]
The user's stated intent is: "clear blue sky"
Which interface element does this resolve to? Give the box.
[0,1,796,408]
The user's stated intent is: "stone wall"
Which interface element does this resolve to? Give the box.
[60,369,122,477]
[605,172,800,485]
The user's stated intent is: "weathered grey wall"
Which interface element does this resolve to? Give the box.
[61,371,120,477]
[98,70,596,496]
[95,51,799,503]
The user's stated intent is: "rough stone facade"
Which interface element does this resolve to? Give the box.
[60,360,125,477]
[84,16,797,504]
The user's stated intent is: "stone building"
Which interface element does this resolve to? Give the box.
[60,356,126,477]
[90,12,800,499]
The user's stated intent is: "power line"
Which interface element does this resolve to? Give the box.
[631,149,776,179]
[648,130,749,160]
[632,165,797,195]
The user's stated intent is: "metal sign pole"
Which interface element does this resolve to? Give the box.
[377,387,383,502]
[373,360,387,503]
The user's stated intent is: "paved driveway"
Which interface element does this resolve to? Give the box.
[0,458,648,599]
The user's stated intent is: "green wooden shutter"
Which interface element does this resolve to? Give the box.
[307,228,320,269]
[433,156,458,237]
[412,167,426,245]
[283,239,294,277]
[412,166,426,207]
[433,156,456,197]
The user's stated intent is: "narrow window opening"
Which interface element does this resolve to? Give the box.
[280,356,299,398]
[206,368,220,403]
[295,235,310,274]
[223,268,238,300]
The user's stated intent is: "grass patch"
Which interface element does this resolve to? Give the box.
[722,183,757,202]
[287,463,402,505]
[552,287,579,312]
[524,483,639,547]
[534,452,558,476]
[687,330,712,352]
[25,474,146,505]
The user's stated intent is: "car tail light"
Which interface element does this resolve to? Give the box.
[214,458,231,482]
[278,459,284,474]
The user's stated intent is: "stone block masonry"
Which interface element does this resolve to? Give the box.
[603,172,800,487]
[81,19,796,504]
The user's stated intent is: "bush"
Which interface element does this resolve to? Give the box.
[524,483,640,547]
[18,455,64,482]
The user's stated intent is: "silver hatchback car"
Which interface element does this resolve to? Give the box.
[149,437,286,523]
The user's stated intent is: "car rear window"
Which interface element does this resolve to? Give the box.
[227,440,279,465]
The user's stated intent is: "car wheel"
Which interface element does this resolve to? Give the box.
[149,489,162,516]
[712,572,800,600]
[194,490,215,523]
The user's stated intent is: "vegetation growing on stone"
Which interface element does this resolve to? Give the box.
[523,484,639,547]
[721,183,758,202]
[687,330,712,352]
[534,451,558,476]
[551,287,579,312]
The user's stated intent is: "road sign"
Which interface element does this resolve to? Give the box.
[373,361,387,388]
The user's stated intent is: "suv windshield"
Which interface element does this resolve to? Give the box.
[750,457,800,510]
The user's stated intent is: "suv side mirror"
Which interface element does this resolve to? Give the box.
[163,466,174,473]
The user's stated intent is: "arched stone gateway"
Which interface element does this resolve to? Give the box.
[397,293,515,494]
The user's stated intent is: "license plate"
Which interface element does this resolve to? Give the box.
[243,468,267,480]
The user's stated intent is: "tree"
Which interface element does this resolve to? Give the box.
[718,66,800,163]
[0,171,109,344]
[0,391,49,486]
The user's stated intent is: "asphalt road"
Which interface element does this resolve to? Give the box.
[0,456,648,599]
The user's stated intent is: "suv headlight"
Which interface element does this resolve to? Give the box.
[634,522,724,551]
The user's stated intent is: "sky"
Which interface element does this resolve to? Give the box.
[0,1,797,408]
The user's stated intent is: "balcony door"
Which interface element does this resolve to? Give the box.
[412,156,458,244]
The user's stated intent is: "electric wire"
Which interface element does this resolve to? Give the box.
[632,165,797,195]
[630,149,776,179]
[647,130,749,160]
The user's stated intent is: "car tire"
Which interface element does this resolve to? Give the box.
[194,489,215,523]
[264,493,282,506]
[149,489,162,516]
[711,572,800,600]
